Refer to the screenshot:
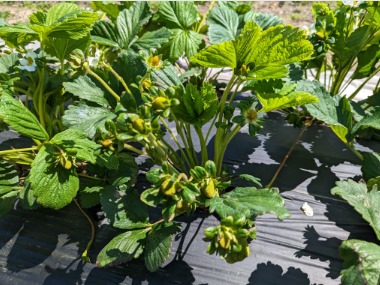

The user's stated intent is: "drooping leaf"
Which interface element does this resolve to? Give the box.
[97,229,147,267]
[172,82,218,127]
[256,81,318,112]
[50,128,100,164]
[158,2,198,30]
[100,185,149,230]
[244,10,283,30]
[62,103,116,138]
[207,6,239,44]
[340,239,380,285]
[304,81,352,143]
[332,179,380,240]
[29,144,79,209]
[352,109,380,136]
[190,41,237,68]
[362,153,380,181]
[0,92,49,141]
[207,187,290,221]
[144,222,181,272]
[63,76,109,107]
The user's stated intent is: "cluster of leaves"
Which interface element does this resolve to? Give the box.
[1,1,375,277]
[331,152,380,285]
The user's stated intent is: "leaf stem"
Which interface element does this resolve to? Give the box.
[85,65,120,102]
[195,126,208,166]
[73,198,95,263]
[78,173,104,181]
[123,143,146,155]
[102,63,133,96]
[0,146,38,156]
[266,121,310,188]
[196,1,215,33]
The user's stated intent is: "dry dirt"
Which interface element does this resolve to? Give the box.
[1,1,317,28]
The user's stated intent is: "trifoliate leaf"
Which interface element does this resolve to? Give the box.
[332,179,380,240]
[50,129,100,164]
[0,92,49,141]
[63,76,109,107]
[62,102,116,138]
[97,229,147,267]
[144,222,181,272]
[340,239,380,285]
[207,6,239,44]
[29,144,79,209]
[100,185,149,230]
[207,187,290,221]
[362,153,380,181]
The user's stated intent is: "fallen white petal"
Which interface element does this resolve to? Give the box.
[301,202,314,217]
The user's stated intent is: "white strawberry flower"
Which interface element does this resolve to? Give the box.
[19,50,38,72]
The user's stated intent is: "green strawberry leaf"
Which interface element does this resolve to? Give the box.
[144,222,181,272]
[207,187,290,221]
[340,239,380,285]
[244,10,283,30]
[107,153,138,188]
[0,190,18,217]
[352,109,380,137]
[62,102,116,138]
[29,144,79,209]
[50,129,100,164]
[163,29,203,61]
[172,82,218,127]
[63,76,109,107]
[150,65,183,90]
[362,153,380,181]
[332,179,380,240]
[353,44,380,79]
[133,27,171,50]
[0,160,19,195]
[0,92,49,141]
[158,2,198,29]
[100,185,149,230]
[207,6,239,44]
[191,40,237,68]
[0,53,18,74]
[97,228,147,267]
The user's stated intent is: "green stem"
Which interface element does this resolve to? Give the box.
[0,146,38,156]
[345,142,363,161]
[266,122,309,188]
[185,123,199,166]
[196,1,215,33]
[37,69,46,129]
[348,65,380,100]
[73,199,95,263]
[78,173,105,181]
[86,65,120,102]
[195,126,208,166]
[159,139,187,173]
[123,143,146,156]
[160,118,192,169]
[103,63,133,96]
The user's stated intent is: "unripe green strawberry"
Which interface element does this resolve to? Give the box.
[101,139,113,148]
[60,155,72,170]
[203,179,216,198]
[152,96,170,111]
[160,179,176,196]
[132,118,146,133]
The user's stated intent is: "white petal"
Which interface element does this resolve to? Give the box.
[25,64,36,72]
[19,58,28,65]
[25,50,37,59]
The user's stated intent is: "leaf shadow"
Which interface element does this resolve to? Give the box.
[247,261,319,285]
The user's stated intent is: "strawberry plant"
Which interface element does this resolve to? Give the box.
[2,1,369,275]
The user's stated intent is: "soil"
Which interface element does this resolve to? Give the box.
[1,1,318,28]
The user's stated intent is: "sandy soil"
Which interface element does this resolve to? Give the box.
[1,1,317,28]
